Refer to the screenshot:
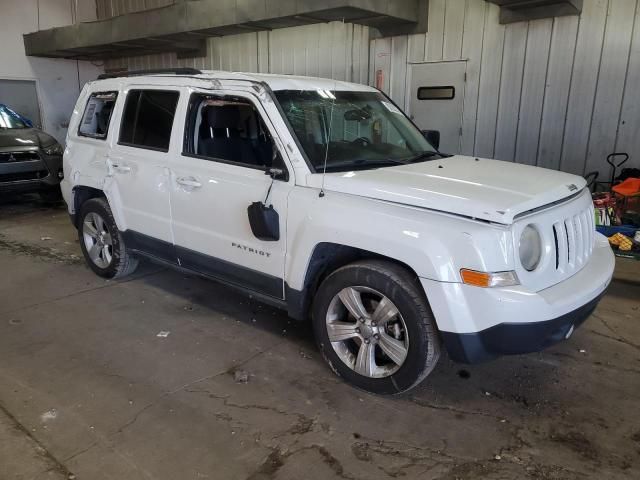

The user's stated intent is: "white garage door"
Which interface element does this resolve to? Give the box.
[408,61,466,154]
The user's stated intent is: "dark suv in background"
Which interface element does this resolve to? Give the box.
[0,104,63,202]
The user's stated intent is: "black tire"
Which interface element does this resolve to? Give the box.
[38,186,62,204]
[77,197,138,279]
[312,260,441,395]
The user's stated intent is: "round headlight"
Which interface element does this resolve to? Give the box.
[519,225,542,271]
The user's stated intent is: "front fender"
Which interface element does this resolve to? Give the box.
[284,188,514,291]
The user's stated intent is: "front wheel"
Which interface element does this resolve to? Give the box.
[312,260,441,395]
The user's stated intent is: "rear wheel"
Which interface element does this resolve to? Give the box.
[78,197,138,279]
[312,260,441,395]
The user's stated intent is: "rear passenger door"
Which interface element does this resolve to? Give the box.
[105,87,180,262]
[168,90,294,299]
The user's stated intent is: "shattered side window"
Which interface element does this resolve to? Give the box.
[78,92,118,139]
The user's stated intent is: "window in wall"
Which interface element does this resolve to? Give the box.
[417,86,455,100]
[184,95,280,170]
[79,92,118,139]
[119,89,179,151]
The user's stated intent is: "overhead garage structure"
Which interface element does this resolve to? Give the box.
[23,0,429,60]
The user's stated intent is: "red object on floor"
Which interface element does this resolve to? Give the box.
[612,178,640,196]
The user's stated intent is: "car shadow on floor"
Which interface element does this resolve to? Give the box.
[0,192,63,209]
[135,257,561,408]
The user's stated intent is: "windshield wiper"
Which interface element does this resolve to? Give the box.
[320,158,408,172]
[406,151,444,163]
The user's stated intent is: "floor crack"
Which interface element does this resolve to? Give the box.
[590,314,640,351]
[110,342,284,437]
[0,399,74,478]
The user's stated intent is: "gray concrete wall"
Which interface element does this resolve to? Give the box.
[0,0,103,144]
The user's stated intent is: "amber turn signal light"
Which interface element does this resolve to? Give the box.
[460,269,491,287]
[460,269,519,288]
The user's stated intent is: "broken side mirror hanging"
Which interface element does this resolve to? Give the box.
[247,168,283,241]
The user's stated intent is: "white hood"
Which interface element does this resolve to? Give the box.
[307,156,587,224]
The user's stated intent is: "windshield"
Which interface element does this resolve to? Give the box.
[275,90,438,172]
[0,105,28,129]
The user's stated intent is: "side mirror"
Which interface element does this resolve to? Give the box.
[247,201,280,241]
[422,130,440,151]
[266,167,285,180]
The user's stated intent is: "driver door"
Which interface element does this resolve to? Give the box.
[168,89,293,299]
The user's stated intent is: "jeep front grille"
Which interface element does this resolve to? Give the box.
[552,205,595,272]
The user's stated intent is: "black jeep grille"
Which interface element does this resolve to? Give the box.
[0,151,40,163]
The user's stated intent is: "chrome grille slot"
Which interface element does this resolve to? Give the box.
[553,225,559,270]
[565,217,575,267]
[574,213,584,266]
[552,205,594,272]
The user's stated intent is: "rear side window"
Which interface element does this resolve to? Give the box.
[118,89,179,151]
[79,92,117,139]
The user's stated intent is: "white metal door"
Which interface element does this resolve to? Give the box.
[408,61,466,154]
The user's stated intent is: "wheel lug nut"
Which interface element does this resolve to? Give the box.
[374,334,380,340]
[364,339,370,344]
[355,327,360,334]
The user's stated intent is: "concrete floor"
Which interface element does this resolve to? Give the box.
[0,195,638,480]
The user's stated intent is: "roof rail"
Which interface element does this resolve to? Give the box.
[97,68,202,80]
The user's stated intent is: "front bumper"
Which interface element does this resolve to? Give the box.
[421,233,615,363]
[0,153,62,193]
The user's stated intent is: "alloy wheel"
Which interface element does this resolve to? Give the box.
[325,286,409,378]
[82,212,113,269]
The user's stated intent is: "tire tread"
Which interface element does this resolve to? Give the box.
[78,197,138,279]
[315,259,441,394]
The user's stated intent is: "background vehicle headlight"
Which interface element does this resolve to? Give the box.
[43,143,63,156]
[519,224,542,271]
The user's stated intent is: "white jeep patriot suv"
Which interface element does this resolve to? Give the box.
[62,69,615,394]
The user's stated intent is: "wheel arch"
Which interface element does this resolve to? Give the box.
[71,184,127,231]
[285,242,427,322]
[71,185,106,228]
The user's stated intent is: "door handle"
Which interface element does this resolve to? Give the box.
[112,164,131,173]
[176,176,202,189]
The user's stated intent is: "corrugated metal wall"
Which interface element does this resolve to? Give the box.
[372,0,640,177]
[96,0,640,177]
[95,0,369,83]
[102,22,369,85]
